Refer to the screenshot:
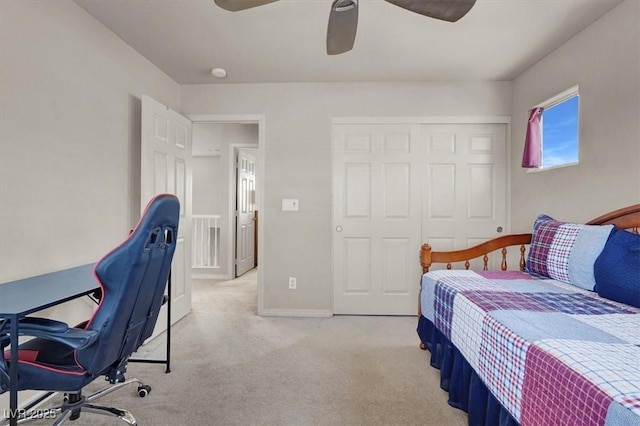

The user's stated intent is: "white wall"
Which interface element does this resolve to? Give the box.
[193,156,223,214]
[193,124,224,215]
[181,82,512,313]
[510,0,640,231]
[0,0,181,283]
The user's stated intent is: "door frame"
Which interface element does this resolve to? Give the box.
[188,114,266,314]
[330,115,512,313]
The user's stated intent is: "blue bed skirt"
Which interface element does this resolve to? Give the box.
[417,315,519,426]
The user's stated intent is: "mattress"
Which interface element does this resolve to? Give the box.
[420,269,640,426]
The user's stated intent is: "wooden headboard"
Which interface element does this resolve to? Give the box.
[585,204,640,229]
[420,204,640,273]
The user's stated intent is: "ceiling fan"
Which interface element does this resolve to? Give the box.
[214,0,477,55]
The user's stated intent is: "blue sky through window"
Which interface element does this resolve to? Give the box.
[542,94,579,167]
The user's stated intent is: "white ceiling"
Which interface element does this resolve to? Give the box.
[74,0,624,85]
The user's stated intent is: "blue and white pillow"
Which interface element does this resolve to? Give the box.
[527,214,614,290]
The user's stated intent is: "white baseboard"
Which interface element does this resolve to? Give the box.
[258,308,333,318]
[192,273,230,280]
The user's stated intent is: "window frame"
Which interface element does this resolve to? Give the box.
[528,85,580,172]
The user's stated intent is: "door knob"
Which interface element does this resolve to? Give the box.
[496,226,503,233]
[336,226,343,232]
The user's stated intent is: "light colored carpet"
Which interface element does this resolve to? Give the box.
[32,269,467,425]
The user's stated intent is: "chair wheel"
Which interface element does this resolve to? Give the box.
[137,385,151,397]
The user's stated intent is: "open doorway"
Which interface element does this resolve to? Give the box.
[189,115,265,311]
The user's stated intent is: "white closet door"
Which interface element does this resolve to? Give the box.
[421,123,507,270]
[333,124,422,315]
[332,122,508,314]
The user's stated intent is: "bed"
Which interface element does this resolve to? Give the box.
[417,204,640,426]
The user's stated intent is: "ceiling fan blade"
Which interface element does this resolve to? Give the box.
[214,0,278,12]
[327,0,359,55]
[384,0,476,22]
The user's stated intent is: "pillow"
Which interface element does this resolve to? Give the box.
[594,230,640,308]
[527,214,614,290]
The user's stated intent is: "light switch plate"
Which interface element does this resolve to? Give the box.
[282,199,299,211]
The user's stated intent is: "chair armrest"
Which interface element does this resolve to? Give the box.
[18,317,69,333]
[0,318,96,393]
[1,317,98,350]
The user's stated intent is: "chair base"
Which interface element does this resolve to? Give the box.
[2,378,148,426]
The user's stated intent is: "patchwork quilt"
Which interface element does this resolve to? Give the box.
[421,270,640,426]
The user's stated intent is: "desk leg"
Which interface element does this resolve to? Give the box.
[9,316,18,426]
[165,271,171,374]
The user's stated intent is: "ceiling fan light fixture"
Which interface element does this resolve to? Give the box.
[333,0,357,13]
[211,67,227,78]
[327,0,359,55]
[214,0,477,57]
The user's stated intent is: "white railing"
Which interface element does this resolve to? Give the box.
[192,214,221,268]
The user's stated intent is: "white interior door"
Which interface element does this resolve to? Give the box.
[235,148,256,277]
[421,123,507,270]
[333,124,423,315]
[141,95,192,331]
[332,121,508,315]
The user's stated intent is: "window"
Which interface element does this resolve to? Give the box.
[522,86,580,170]
[541,92,579,168]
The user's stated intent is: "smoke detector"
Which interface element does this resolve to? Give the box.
[211,68,227,78]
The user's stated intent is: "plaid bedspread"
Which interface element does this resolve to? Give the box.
[420,270,640,426]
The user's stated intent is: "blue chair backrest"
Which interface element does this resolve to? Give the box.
[76,194,180,374]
